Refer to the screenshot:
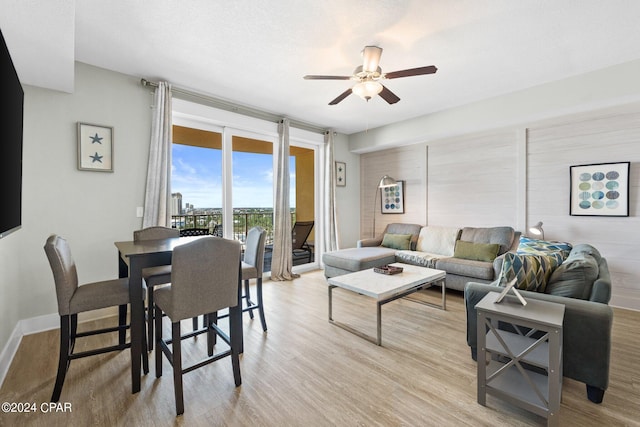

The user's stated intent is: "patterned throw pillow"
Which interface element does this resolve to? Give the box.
[497,252,562,292]
[517,236,573,260]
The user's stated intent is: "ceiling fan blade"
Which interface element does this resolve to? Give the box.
[304,75,352,80]
[384,65,437,79]
[378,85,400,104]
[329,88,353,105]
[362,46,383,73]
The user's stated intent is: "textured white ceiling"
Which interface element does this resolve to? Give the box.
[3,0,640,134]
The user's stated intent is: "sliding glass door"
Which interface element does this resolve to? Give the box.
[171,125,223,234]
[170,121,319,272]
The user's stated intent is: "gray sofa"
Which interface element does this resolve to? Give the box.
[322,223,520,291]
[465,244,613,403]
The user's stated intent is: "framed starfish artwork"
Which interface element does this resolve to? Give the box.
[77,122,113,172]
[335,161,346,187]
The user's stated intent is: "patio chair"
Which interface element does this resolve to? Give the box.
[266,221,314,264]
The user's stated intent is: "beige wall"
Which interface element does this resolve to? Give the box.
[0,63,152,358]
[332,132,361,249]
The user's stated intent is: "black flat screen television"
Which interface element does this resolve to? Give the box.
[0,27,24,239]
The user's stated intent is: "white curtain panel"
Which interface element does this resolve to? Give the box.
[270,119,299,281]
[323,130,339,252]
[142,82,173,228]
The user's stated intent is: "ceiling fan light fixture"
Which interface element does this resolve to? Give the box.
[304,45,436,105]
[352,80,383,101]
[362,46,383,73]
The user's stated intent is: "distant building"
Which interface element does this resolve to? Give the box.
[171,193,182,215]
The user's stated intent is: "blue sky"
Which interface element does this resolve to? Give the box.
[171,144,295,209]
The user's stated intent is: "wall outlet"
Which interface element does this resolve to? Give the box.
[136,207,144,218]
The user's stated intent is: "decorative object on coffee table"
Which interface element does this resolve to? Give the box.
[374,265,404,275]
[77,122,113,172]
[570,162,629,216]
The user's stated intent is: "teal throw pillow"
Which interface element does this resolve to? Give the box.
[381,233,412,250]
[569,244,602,263]
[453,240,500,262]
[546,252,599,299]
[497,252,562,292]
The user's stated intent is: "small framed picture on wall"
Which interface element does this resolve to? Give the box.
[77,122,114,172]
[381,180,405,214]
[335,161,346,186]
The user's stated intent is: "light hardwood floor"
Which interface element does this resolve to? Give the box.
[1,269,639,426]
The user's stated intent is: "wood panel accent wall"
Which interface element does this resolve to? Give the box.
[360,145,427,238]
[427,129,519,227]
[359,102,640,310]
[526,103,640,309]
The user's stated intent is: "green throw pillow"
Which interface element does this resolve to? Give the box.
[381,233,412,250]
[497,252,562,293]
[453,240,500,262]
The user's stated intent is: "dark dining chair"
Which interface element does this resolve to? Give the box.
[133,226,180,351]
[154,236,242,416]
[179,228,210,237]
[44,234,148,402]
[217,226,268,335]
[241,226,268,330]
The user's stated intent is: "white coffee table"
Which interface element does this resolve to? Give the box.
[327,263,446,345]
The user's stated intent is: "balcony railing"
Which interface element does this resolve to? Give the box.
[171,210,296,244]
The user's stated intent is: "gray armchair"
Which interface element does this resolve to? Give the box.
[465,254,613,403]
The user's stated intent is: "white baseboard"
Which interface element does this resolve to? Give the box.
[0,312,57,388]
[0,307,118,387]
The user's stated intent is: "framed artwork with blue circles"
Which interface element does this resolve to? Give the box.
[381,180,405,214]
[570,162,629,216]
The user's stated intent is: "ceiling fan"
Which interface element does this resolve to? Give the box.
[303,46,437,105]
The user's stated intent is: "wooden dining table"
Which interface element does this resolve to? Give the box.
[114,235,204,394]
